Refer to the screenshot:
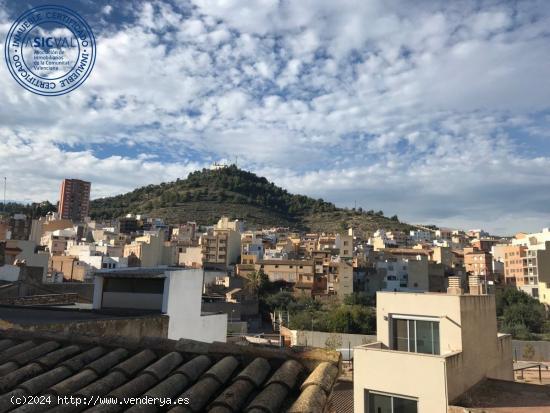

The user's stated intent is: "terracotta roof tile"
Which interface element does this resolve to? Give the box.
[245,382,289,413]
[265,359,303,390]
[209,357,271,412]
[299,361,339,394]
[0,341,35,364]
[19,366,73,395]
[76,371,127,398]
[245,360,305,413]
[36,346,82,369]
[0,339,16,352]
[174,355,211,382]
[0,331,340,413]
[11,342,61,367]
[110,350,156,377]
[174,356,240,412]
[49,369,99,397]
[0,364,43,393]
[85,349,128,376]
[142,351,183,381]
[124,355,213,413]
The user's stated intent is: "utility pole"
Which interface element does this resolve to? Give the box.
[2,177,6,216]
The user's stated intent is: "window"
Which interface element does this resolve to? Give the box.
[391,316,440,355]
[366,391,417,413]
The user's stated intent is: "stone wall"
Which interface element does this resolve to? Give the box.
[1,314,169,340]
[0,293,78,306]
[513,339,550,361]
[280,326,377,349]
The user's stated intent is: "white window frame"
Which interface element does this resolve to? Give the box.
[391,314,440,354]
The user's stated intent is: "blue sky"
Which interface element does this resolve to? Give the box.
[1,0,550,234]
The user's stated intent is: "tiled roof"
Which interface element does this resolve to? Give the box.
[0,330,340,413]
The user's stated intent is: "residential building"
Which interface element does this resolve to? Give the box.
[472,238,498,253]
[464,247,494,282]
[49,255,86,282]
[118,215,139,234]
[41,228,77,256]
[178,245,203,268]
[326,259,354,298]
[58,179,91,222]
[512,227,550,248]
[215,216,244,233]
[171,221,197,244]
[354,281,513,413]
[200,227,241,269]
[1,240,49,278]
[7,214,31,240]
[410,229,433,243]
[502,244,527,286]
[0,219,8,240]
[375,252,444,293]
[123,231,174,267]
[259,259,315,287]
[336,233,353,258]
[525,242,550,304]
[29,215,73,245]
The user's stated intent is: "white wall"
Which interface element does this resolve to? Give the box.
[165,269,227,343]
[0,265,21,282]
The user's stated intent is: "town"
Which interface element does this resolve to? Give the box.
[0,170,549,412]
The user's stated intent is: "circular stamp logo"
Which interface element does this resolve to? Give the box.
[4,5,96,96]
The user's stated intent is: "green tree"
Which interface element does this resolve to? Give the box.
[265,291,296,311]
[244,270,270,295]
[343,292,374,307]
[502,302,545,334]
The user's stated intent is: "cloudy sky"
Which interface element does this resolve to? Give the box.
[1,0,549,234]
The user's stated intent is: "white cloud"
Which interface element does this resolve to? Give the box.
[0,0,549,233]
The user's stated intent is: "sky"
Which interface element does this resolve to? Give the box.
[0,0,549,235]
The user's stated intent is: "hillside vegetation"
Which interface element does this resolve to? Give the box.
[86,166,412,234]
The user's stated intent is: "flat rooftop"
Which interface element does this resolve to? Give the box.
[451,379,550,412]
[0,306,161,325]
[94,266,190,278]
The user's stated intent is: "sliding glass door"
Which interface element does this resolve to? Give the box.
[391,317,440,355]
[367,391,418,413]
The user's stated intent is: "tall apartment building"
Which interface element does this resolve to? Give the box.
[525,242,550,304]
[201,228,241,269]
[502,245,527,286]
[354,282,513,413]
[58,179,91,222]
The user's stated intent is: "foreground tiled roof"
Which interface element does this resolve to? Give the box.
[0,330,340,413]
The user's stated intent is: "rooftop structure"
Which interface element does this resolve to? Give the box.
[93,267,227,343]
[353,282,513,413]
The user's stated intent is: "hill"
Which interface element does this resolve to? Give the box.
[90,166,413,234]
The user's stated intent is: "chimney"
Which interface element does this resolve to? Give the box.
[468,275,484,295]
[447,276,463,295]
